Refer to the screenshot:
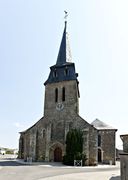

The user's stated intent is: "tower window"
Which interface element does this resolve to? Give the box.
[62,87,65,101]
[64,68,69,76]
[53,69,57,78]
[98,134,101,147]
[55,88,58,102]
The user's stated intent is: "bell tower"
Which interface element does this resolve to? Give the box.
[44,21,80,117]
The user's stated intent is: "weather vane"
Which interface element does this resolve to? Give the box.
[64,11,68,21]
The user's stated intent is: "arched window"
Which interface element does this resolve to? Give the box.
[36,131,39,160]
[98,134,101,147]
[62,87,65,101]
[43,129,46,138]
[55,88,58,102]
[20,137,24,159]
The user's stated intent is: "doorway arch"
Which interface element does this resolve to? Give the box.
[54,147,62,162]
[49,142,64,162]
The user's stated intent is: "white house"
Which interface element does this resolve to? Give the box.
[0,148,6,155]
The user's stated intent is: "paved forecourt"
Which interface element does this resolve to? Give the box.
[0,156,120,180]
[40,170,120,180]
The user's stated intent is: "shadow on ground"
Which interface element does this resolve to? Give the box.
[109,176,120,180]
[0,160,27,166]
[0,160,64,167]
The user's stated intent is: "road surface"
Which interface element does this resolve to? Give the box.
[0,155,120,180]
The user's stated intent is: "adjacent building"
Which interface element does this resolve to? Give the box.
[0,148,5,155]
[92,119,117,164]
[120,134,128,180]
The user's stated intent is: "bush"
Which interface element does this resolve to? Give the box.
[63,154,74,166]
[6,150,14,154]
[63,129,87,166]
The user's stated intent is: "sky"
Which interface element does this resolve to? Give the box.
[0,0,128,149]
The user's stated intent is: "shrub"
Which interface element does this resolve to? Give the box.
[63,129,86,166]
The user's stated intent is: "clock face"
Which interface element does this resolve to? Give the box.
[56,102,64,111]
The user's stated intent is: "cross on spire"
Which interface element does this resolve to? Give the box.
[64,11,68,21]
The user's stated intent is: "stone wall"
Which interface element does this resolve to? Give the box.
[88,126,97,165]
[19,111,98,165]
[98,130,116,165]
[120,153,128,180]
[120,135,128,153]
[44,80,79,117]
[120,134,128,180]
[19,78,115,165]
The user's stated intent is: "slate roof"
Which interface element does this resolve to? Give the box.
[91,118,117,130]
[56,21,72,65]
[44,21,78,85]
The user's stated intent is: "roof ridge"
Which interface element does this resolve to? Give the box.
[91,118,116,130]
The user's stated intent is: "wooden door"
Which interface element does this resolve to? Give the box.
[54,147,62,162]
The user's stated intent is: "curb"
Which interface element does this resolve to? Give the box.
[15,159,120,169]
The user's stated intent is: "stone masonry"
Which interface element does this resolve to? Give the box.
[19,21,117,165]
[120,134,128,180]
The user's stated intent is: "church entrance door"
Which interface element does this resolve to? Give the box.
[98,148,102,163]
[54,147,62,162]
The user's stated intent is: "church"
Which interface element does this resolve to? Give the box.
[19,20,117,165]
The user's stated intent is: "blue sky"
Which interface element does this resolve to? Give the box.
[0,0,128,149]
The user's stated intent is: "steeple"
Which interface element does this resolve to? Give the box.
[44,18,78,85]
[56,21,72,66]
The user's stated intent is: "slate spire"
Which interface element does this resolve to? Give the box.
[56,21,72,66]
[44,19,78,85]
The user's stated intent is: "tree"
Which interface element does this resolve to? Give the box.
[63,129,86,165]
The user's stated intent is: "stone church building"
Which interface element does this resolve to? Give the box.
[19,21,117,165]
